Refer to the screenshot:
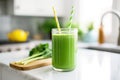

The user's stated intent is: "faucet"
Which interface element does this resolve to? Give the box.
[100,10,120,45]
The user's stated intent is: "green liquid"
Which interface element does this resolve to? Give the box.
[52,34,77,71]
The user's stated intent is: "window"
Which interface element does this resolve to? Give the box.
[78,0,113,42]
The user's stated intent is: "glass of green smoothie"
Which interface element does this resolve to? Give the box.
[52,28,78,71]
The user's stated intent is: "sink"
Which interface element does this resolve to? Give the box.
[86,45,120,53]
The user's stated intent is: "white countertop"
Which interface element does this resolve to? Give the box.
[0,48,120,80]
[1,40,120,53]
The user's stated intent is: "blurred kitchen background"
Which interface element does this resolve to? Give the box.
[0,0,120,52]
[0,0,69,40]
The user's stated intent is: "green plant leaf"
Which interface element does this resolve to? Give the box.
[87,22,94,31]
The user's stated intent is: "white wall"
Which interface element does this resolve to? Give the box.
[63,0,80,23]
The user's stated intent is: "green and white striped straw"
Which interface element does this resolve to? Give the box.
[68,6,74,28]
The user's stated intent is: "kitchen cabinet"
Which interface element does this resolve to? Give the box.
[7,0,65,16]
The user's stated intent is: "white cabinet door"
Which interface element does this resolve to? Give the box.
[14,0,64,16]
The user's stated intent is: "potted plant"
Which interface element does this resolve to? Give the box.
[82,22,97,42]
[37,18,62,39]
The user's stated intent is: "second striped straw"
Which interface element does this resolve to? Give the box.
[68,6,74,28]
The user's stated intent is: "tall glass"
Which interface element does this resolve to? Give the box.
[52,28,78,71]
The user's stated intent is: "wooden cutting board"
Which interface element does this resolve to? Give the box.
[10,58,52,71]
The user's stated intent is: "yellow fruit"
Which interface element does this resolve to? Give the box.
[7,29,29,42]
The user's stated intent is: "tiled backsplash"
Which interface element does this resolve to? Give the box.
[10,16,46,38]
[0,16,11,40]
[0,16,47,40]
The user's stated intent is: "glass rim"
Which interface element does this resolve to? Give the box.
[52,28,78,31]
[52,28,77,29]
[52,28,78,33]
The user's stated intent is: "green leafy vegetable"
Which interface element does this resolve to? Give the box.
[15,43,52,65]
[29,43,49,56]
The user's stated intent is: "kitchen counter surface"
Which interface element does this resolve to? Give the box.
[0,40,119,53]
[0,45,120,80]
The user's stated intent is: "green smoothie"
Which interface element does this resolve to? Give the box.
[52,33,77,71]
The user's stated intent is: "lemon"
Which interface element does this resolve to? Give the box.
[8,29,29,42]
